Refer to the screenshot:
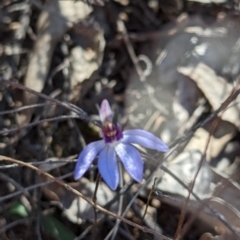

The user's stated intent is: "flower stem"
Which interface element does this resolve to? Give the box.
[92,173,101,222]
[143,177,158,220]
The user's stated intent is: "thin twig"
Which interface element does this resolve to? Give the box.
[0,103,55,115]
[0,156,77,169]
[0,79,101,128]
[174,86,240,240]
[169,88,240,149]
[0,217,34,234]
[0,155,173,240]
[159,165,240,238]
[0,115,82,135]
[117,20,146,81]
[0,172,73,202]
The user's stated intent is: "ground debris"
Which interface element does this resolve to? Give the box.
[1,1,240,240]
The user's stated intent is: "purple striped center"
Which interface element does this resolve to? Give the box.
[101,122,123,143]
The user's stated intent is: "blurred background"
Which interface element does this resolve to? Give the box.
[1,0,240,239]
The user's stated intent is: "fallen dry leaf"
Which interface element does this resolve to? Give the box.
[179,63,240,130]
[21,0,93,124]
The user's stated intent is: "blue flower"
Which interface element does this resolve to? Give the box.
[74,99,169,190]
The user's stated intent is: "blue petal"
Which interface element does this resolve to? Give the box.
[74,140,105,180]
[98,145,119,190]
[115,143,143,183]
[121,129,169,152]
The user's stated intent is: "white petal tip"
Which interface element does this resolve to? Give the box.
[99,99,113,122]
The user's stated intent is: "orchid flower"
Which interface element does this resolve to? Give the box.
[74,99,169,190]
